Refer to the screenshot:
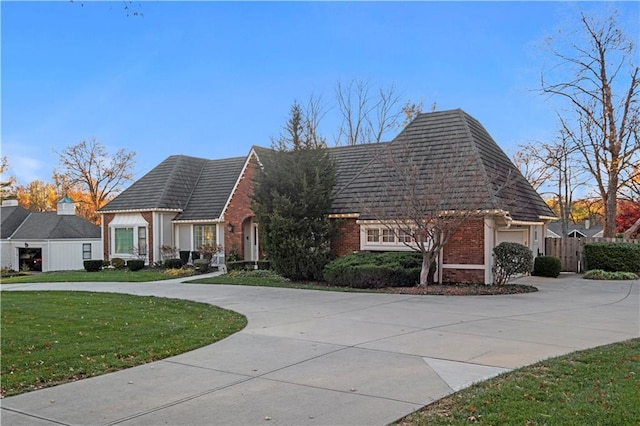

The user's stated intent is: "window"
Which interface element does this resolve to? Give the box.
[194,225,216,249]
[382,229,395,243]
[366,228,380,243]
[82,243,92,260]
[114,228,133,254]
[138,227,147,255]
[398,230,413,243]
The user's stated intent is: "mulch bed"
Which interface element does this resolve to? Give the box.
[384,283,538,296]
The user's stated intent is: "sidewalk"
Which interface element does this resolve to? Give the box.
[2,274,638,425]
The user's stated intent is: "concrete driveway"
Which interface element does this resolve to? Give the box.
[2,274,638,425]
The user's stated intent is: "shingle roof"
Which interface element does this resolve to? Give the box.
[1,210,100,239]
[328,109,555,222]
[1,205,31,238]
[547,221,603,238]
[100,154,247,221]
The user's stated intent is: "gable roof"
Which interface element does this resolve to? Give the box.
[547,221,604,238]
[0,208,100,240]
[99,154,246,221]
[328,109,554,222]
[1,205,31,238]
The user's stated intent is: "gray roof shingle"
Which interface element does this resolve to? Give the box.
[100,154,247,221]
[1,205,31,238]
[1,210,100,239]
[328,109,554,222]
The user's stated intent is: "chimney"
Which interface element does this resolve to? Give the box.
[585,219,590,230]
[57,196,76,216]
[1,199,19,207]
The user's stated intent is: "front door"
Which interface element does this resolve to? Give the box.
[242,218,259,261]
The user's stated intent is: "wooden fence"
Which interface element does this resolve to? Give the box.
[545,237,640,272]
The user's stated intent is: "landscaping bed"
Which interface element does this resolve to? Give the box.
[383,283,538,295]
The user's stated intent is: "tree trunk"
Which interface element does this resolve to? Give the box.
[604,180,618,237]
[419,253,432,287]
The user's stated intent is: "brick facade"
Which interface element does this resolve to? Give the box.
[224,157,256,260]
[330,218,360,257]
[100,211,154,264]
[442,268,485,284]
[442,219,485,265]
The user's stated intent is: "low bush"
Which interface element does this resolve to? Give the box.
[492,242,533,285]
[102,260,111,268]
[83,260,103,272]
[111,258,126,269]
[164,258,184,269]
[127,260,145,271]
[227,260,271,271]
[532,256,562,278]
[193,259,209,273]
[583,269,639,280]
[323,251,422,288]
[163,268,195,278]
[584,243,640,273]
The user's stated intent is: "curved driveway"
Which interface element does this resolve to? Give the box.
[2,274,639,425]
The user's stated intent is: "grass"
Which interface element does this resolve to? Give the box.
[397,338,640,425]
[0,291,247,397]
[1,268,180,284]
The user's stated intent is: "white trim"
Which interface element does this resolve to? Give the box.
[484,217,495,284]
[99,208,181,214]
[441,264,485,270]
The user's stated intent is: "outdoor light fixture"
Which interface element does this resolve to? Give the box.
[24,243,29,248]
[227,223,234,233]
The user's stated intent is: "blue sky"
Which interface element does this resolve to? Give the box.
[2,1,638,185]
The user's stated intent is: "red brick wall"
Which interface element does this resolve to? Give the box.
[102,213,114,260]
[442,219,485,265]
[224,157,256,260]
[442,268,485,284]
[331,218,360,257]
[100,212,153,264]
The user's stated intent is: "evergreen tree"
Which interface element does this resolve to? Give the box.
[252,102,336,280]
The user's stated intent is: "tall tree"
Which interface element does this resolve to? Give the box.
[253,103,336,280]
[15,180,58,212]
[56,138,136,224]
[0,156,16,201]
[541,10,639,237]
[334,79,403,145]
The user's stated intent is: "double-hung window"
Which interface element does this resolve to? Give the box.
[82,243,92,260]
[194,225,216,249]
[114,227,134,254]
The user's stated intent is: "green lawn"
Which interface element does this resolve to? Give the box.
[1,291,246,397]
[398,338,640,425]
[1,268,179,284]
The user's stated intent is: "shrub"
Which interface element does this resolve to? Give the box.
[127,259,145,271]
[227,261,271,271]
[83,260,103,272]
[163,268,195,278]
[164,258,184,269]
[584,243,640,273]
[323,251,422,288]
[492,242,533,285]
[193,259,210,273]
[532,256,562,278]
[583,269,639,280]
[102,260,111,268]
[111,258,126,269]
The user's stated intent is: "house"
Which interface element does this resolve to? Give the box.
[0,197,102,272]
[99,109,555,283]
[546,220,604,238]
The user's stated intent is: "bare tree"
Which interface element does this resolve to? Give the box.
[359,142,512,286]
[541,10,639,237]
[334,79,404,145]
[0,156,16,201]
[56,138,136,224]
[512,143,554,192]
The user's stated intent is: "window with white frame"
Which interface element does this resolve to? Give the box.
[398,229,413,243]
[194,225,216,249]
[382,229,395,243]
[114,227,134,254]
[138,227,147,255]
[366,228,380,243]
[82,243,92,260]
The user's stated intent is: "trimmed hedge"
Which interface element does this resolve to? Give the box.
[193,259,210,273]
[111,258,126,269]
[127,260,145,271]
[583,269,639,280]
[323,251,422,288]
[492,242,533,285]
[227,261,271,271]
[532,256,562,278]
[584,243,640,273]
[164,258,184,269]
[83,260,103,272]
